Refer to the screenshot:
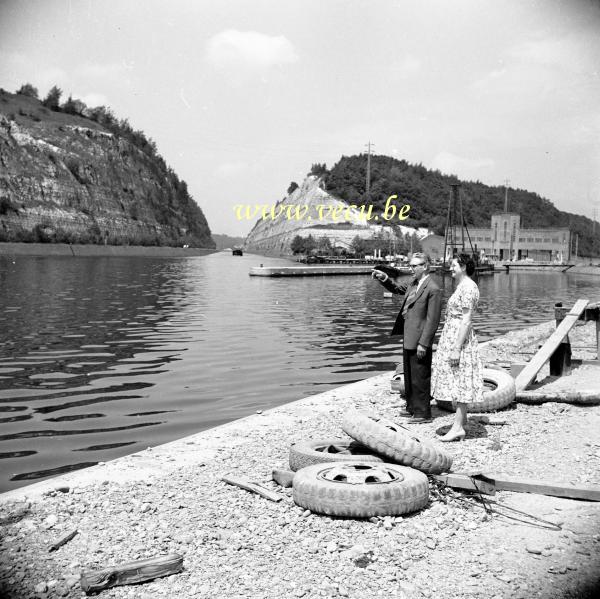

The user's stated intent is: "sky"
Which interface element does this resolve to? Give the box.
[0,0,599,236]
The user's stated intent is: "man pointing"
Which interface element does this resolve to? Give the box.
[373,253,442,422]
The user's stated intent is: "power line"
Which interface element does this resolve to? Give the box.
[365,141,375,197]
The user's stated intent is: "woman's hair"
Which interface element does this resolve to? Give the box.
[454,255,476,276]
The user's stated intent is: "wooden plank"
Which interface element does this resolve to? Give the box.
[221,475,283,502]
[484,473,600,502]
[49,529,77,552]
[80,554,183,593]
[515,299,589,391]
[432,474,496,496]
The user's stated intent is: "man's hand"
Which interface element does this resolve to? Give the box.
[372,270,388,282]
[416,344,427,359]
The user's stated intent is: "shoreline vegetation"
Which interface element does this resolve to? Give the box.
[0,321,598,598]
[0,242,217,258]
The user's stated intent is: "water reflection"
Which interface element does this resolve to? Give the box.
[0,253,598,492]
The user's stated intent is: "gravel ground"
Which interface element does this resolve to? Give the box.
[1,322,599,599]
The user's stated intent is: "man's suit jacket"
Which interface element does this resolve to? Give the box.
[380,275,442,350]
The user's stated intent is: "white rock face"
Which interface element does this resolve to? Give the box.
[244,176,428,255]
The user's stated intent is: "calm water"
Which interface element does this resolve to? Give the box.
[0,252,598,492]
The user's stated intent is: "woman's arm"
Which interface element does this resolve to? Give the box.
[449,307,473,367]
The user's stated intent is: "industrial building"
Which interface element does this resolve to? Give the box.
[444,213,572,262]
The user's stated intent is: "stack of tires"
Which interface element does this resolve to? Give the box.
[290,410,453,518]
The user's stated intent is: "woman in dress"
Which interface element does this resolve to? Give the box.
[431,256,483,441]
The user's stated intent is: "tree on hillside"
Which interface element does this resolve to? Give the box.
[317,236,332,254]
[287,181,299,195]
[88,105,116,127]
[17,83,39,99]
[42,86,62,110]
[62,95,87,116]
[309,163,328,177]
[290,235,305,254]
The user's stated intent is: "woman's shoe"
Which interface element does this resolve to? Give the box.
[438,430,466,442]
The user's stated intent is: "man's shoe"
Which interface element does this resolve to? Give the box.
[408,416,432,424]
[397,410,413,418]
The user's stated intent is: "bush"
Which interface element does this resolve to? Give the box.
[43,86,62,111]
[0,197,17,215]
[17,83,39,99]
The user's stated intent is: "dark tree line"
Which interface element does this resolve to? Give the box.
[312,154,598,257]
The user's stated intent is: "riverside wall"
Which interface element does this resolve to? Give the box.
[0,242,216,258]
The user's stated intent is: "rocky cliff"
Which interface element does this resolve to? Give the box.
[0,90,214,247]
[244,175,427,255]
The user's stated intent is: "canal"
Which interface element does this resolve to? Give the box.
[0,252,598,492]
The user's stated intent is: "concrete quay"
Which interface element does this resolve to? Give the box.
[0,242,216,258]
[0,322,599,599]
[249,265,375,276]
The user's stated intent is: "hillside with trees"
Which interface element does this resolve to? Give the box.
[0,84,214,248]
[319,155,598,257]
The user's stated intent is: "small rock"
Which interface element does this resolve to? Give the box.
[425,537,436,550]
[338,586,349,597]
[301,509,311,518]
[326,541,337,553]
[44,514,58,528]
[34,582,47,593]
[65,575,79,589]
[526,544,543,555]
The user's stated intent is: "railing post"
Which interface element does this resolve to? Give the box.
[550,302,572,376]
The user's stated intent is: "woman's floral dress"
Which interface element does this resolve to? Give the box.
[431,277,484,405]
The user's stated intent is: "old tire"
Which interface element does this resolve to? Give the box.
[342,410,452,475]
[391,373,405,396]
[292,462,429,517]
[436,367,516,413]
[289,439,384,472]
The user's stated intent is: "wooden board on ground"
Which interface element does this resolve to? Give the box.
[437,472,600,502]
[482,473,600,502]
[80,554,183,593]
[433,474,496,495]
[515,299,589,391]
[221,475,283,502]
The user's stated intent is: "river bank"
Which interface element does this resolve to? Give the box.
[569,264,600,276]
[0,242,216,258]
[0,322,599,599]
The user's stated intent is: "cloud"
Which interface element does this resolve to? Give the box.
[396,55,421,76]
[73,92,108,107]
[431,151,494,178]
[205,30,298,71]
[507,36,596,74]
[77,62,128,80]
[215,161,249,178]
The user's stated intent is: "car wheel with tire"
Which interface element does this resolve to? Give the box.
[289,438,384,472]
[292,462,429,517]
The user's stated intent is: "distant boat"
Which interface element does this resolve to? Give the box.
[232,246,243,256]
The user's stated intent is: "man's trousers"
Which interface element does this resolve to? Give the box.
[402,347,433,419]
